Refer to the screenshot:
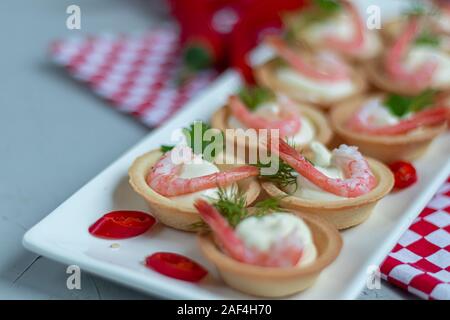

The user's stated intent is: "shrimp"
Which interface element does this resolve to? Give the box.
[265,36,350,82]
[324,0,365,54]
[194,199,303,267]
[268,138,376,198]
[228,95,301,137]
[147,146,259,197]
[348,106,449,135]
[384,17,438,91]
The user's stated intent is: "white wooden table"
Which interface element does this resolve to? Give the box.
[0,0,415,300]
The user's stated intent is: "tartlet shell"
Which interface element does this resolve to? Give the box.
[254,59,367,110]
[210,102,333,158]
[330,95,447,163]
[197,210,342,297]
[261,158,394,230]
[128,149,261,232]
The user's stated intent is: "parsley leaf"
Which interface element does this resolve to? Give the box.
[383,90,437,117]
[238,86,275,111]
[182,121,224,161]
[313,0,341,12]
[415,33,440,47]
[160,145,175,153]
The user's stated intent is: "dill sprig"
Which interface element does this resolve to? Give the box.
[212,187,248,228]
[254,196,283,216]
[256,159,298,189]
[190,187,285,230]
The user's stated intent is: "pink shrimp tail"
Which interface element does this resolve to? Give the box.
[147,147,260,197]
[195,199,303,267]
[349,106,449,135]
[324,0,365,54]
[265,36,349,82]
[229,95,301,137]
[271,138,376,198]
[385,17,438,91]
[194,199,248,262]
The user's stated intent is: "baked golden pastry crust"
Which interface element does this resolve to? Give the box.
[210,101,333,157]
[254,59,367,110]
[261,158,394,230]
[128,149,261,232]
[197,210,342,297]
[330,95,447,162]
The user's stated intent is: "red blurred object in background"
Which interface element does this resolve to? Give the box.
[167,0,306,82]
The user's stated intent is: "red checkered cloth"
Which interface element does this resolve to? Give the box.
[380,176,450,300]
[50,28,217,127]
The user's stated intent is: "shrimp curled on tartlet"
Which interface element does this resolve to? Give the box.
[260,138,394,229]
[254,36,367,109]
[195,200,342,297]
[128,147,261,232]
[330,93,448,163]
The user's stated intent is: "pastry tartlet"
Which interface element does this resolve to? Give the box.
[254,58,367,110]
[211,94,333,157]
[261,158,394,230]
[330,94,448,163]
[197,207,342,297]
[129,149,261,232]
[283,0,383,61]
[368,16,450,95]
[258,139,394,230]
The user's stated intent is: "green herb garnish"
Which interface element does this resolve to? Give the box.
[212,187,248,228]
[383,90,437,117]
[313,0,341,12]
[160,145,175,153]
[182,121,224,161]
[238,86,275,111]
[415,33,440,47]
[256,159,298,189]
[191,188,285,230]
[286,0,341,33]
[254,196,283,216]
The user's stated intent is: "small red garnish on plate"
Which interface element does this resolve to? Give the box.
[388,161,418,189]
[145,252,208,282]
[89,211,156,239]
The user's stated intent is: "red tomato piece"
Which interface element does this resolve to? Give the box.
[89,210,156,239]
[145,252,208,282]
[388,161,418,189]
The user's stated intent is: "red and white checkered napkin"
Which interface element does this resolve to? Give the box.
[50,29,217,127]
[380,176,450,300]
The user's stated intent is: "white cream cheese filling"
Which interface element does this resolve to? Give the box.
[358,97,401,127]
[286,142,347,201]
[227,102,316,145]
[404,46,450,87]
[276,68,356,100]
[301,11,381,58]
[235,212,317,267]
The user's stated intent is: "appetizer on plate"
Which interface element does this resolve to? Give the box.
[330,91,448,162]
[254,36,367,109]
[195,198,342,297]
[211,86,332,155]
[260,139,394,229]
[369,14,450,95]
[284,0,382,60]
[129,122,261,231]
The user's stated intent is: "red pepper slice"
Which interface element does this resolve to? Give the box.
[89,210,156,239]
[388,161,418,189]
[145,252,208,282]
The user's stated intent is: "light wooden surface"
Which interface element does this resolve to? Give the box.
[0,0,415,300]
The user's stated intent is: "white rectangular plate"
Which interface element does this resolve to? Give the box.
[23,70,450,299]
